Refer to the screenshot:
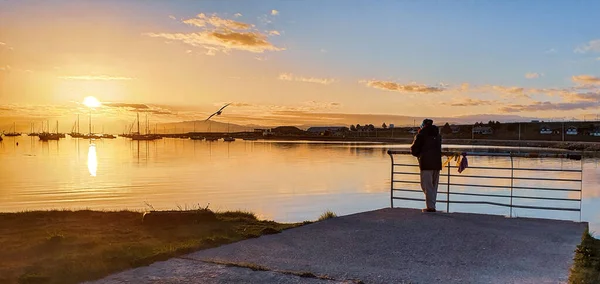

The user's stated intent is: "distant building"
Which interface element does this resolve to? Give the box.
[566,126,578,136]
[408,128,418,134]
[389,124,395,129]
[540,126,553,135]
[473,126,493,135]
[590,128,600,137]
[307,126,346,136]
[451,126,460,134]
[531,120,540,123]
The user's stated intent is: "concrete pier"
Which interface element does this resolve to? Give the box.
[89,208,587,284]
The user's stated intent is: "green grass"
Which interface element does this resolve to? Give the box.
[317,210,337,221]
[0,209,301,284]
[570,230,600,284]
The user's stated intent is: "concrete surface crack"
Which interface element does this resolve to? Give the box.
[176,256,365,283]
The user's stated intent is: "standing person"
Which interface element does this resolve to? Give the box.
[410,119,442,212]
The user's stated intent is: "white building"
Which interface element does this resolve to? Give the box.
[565,126,578,135]
[540,126,553,135]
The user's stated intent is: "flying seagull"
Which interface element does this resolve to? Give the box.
[205,103,231,121]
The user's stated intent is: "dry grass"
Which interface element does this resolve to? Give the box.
[317,210,337,221]
[0,209,300,284]
[570,230,600,284]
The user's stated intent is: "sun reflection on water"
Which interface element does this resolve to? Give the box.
[87,143,97,177]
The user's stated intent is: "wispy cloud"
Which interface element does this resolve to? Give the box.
[146,13,284,54]
[0,42,5,46]
[525,72,542,79]
[234,13,242,18]
[501,101,599,113]
[271,9,279,16]
[360,80,445,93]
[103,103,149,109]
[268,30,280,36]
[575,39,600,53]
[58,75,133,81]
[544,48,557,54]
[168,15,176,20]
[572,75,600,85]
[278,73,336,85]
[450,98,496,107]
[183,13,252,30]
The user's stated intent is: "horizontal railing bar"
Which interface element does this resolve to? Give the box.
[445,200,580,211]
[434,191,580,202]
[439,174,581,182]
[435,182,582,192]
[512,167,581,173]
[512,185,581,192]
[438,183,507,189]
[511,176,581,182]
[388,150,583,160]
[393,164,420,167]
[446,165,581,173]
[393,180,421,184]
[392,189,423,193]
[393,172,420,175]
[511,195,581,202]
[392,197,425,202]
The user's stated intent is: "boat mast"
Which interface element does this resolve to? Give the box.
[137,112,140,134]
[89,110,92,135]
[78,114,80,134]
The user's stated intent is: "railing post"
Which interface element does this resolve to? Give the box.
[447,161,450,213]
[389,153,395,208]
[510,155,514,218]
[580,152,583,222]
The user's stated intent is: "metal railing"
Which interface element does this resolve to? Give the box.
[387,150,583,220]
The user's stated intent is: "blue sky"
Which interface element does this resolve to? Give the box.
[0,0,599,129]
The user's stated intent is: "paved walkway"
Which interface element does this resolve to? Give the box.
[89,208,587,284]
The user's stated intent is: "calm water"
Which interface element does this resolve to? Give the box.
[0,136,598,233]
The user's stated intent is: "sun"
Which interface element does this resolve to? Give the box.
[83,96,101,108]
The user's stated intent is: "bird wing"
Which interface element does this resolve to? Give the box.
[218,103,231,112]
[205,112,217,121]
[205,103,231,121]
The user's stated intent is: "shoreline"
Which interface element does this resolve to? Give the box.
[260,136,600,152]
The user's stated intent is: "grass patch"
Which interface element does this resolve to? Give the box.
[570,230,600,284]
[317,210,337,221]
[0,209,301,284]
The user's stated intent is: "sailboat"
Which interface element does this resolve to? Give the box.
[4,122,22,136]
[101,126,116,139]
[69,115,85,138]
[28,122,39,136]
[131,113,160,140]
[39,121,61,141]
[223,122,235,142]
[190,121,204,140]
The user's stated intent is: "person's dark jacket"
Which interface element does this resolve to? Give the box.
[410,125,442,170]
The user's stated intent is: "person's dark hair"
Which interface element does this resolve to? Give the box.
[421,119,433,128]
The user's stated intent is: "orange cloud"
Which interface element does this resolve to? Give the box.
[271,10,279,16]
[572,75,600,85]
[361,80,444,93]
[183,13,252,30]
[278,73,336,85]
[146,13,283,54]
[450,98,496,107]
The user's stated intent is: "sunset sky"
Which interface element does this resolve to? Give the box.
[1,0,600,132]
